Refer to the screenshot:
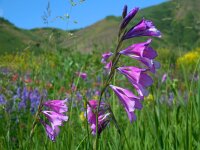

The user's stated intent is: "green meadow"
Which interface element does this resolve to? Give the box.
[0,0,200,149]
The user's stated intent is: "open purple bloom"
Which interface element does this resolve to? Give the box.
[119,39,160,73]
[120,7,139,30]
[40,120,60,141]
[43,99,68,113]
[42,111,68,129]
[101,52,113,64]
[123,18,161,40]
[120,39,157,59]
[76,72,87,80]
[110,85,142,122]
[117,66,153,97]
[87,100,110,135]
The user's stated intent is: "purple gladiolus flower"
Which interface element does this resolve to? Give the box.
[101,52,113,64]
[87,100,110,135]
[76,72,87,80]
[110,85,142,122]
[120,7,139,30]
[123,18,161,40]
[161,73,167,83]
[104,61,112,74]
[40,120,60,142]
[42,111,68,129]
[117,66,153,97]
[119,39,160,73]
[120,39,157,59]
[43,99,68,113]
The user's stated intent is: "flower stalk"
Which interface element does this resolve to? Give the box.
[95,20,126,150]
[94,5,161,149]
[29,97,43,141]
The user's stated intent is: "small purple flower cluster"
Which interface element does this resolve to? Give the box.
[0,85,47,113]
[87,100,110,135]
[14,87,47,113]
[0,94,6,105]
[40,99,68,141]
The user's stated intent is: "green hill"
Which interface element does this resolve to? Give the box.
[0,18,69,54]
[66,0,200,51]
[0,0,199,54]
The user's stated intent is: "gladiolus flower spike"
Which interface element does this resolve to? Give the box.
[87,5,161,140]
[106,5,161,123]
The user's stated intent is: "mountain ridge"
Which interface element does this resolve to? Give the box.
[0,0,199,54]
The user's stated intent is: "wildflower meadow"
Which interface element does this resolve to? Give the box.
[0,1,200,150]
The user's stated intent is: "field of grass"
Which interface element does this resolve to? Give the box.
[0,44,200,149]
[0,0,200,149]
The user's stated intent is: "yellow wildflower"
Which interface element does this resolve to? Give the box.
[79,112,85,121]
[177,49,200,69]
[145,94,154,105]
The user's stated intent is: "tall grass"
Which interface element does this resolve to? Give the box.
[0,49,199,150]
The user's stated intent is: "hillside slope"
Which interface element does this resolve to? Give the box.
[65,1,200,51]
[0,0,199,54]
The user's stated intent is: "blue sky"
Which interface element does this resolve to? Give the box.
[0,0,167,30]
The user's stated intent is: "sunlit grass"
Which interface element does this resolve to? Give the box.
[0,49,200,149]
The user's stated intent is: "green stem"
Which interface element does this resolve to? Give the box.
[83,95,90,148]
[75,134,89,150]
[109,107,130,150]
[95,28,125,150]
[29,98,43,141]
